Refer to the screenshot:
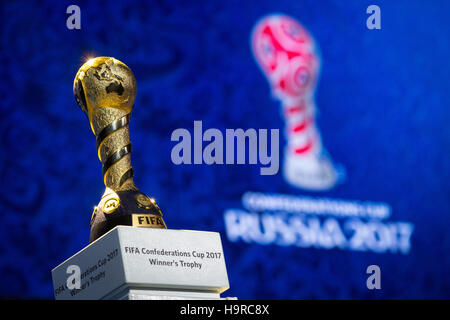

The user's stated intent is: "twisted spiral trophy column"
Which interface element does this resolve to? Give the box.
[73,57,166,243]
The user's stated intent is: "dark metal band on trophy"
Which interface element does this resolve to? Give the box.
[73,57,166,243]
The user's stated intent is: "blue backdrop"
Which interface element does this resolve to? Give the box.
[0,0,449,299]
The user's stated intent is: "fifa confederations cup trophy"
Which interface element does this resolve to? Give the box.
[73,57,166,243]
[52,56,230,300]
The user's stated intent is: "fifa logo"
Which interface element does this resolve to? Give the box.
[251,14,345,191]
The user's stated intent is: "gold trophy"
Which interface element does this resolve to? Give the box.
[73,57,166,243]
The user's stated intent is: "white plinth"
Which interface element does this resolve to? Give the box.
[52,226,233,300]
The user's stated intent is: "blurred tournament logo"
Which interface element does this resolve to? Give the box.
[252,13,343,191]
[223,14,414,254]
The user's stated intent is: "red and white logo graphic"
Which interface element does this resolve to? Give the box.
[251,14,344,191]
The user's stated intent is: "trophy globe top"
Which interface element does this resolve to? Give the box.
[73,57,137,134]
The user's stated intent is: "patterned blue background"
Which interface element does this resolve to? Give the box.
[0,0,449,299]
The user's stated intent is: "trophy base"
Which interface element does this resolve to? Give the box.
[52,226,235,300]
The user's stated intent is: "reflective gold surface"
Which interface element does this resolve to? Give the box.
[74,57,136,190]
[132,214,167,228]
[73,57,166,242]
